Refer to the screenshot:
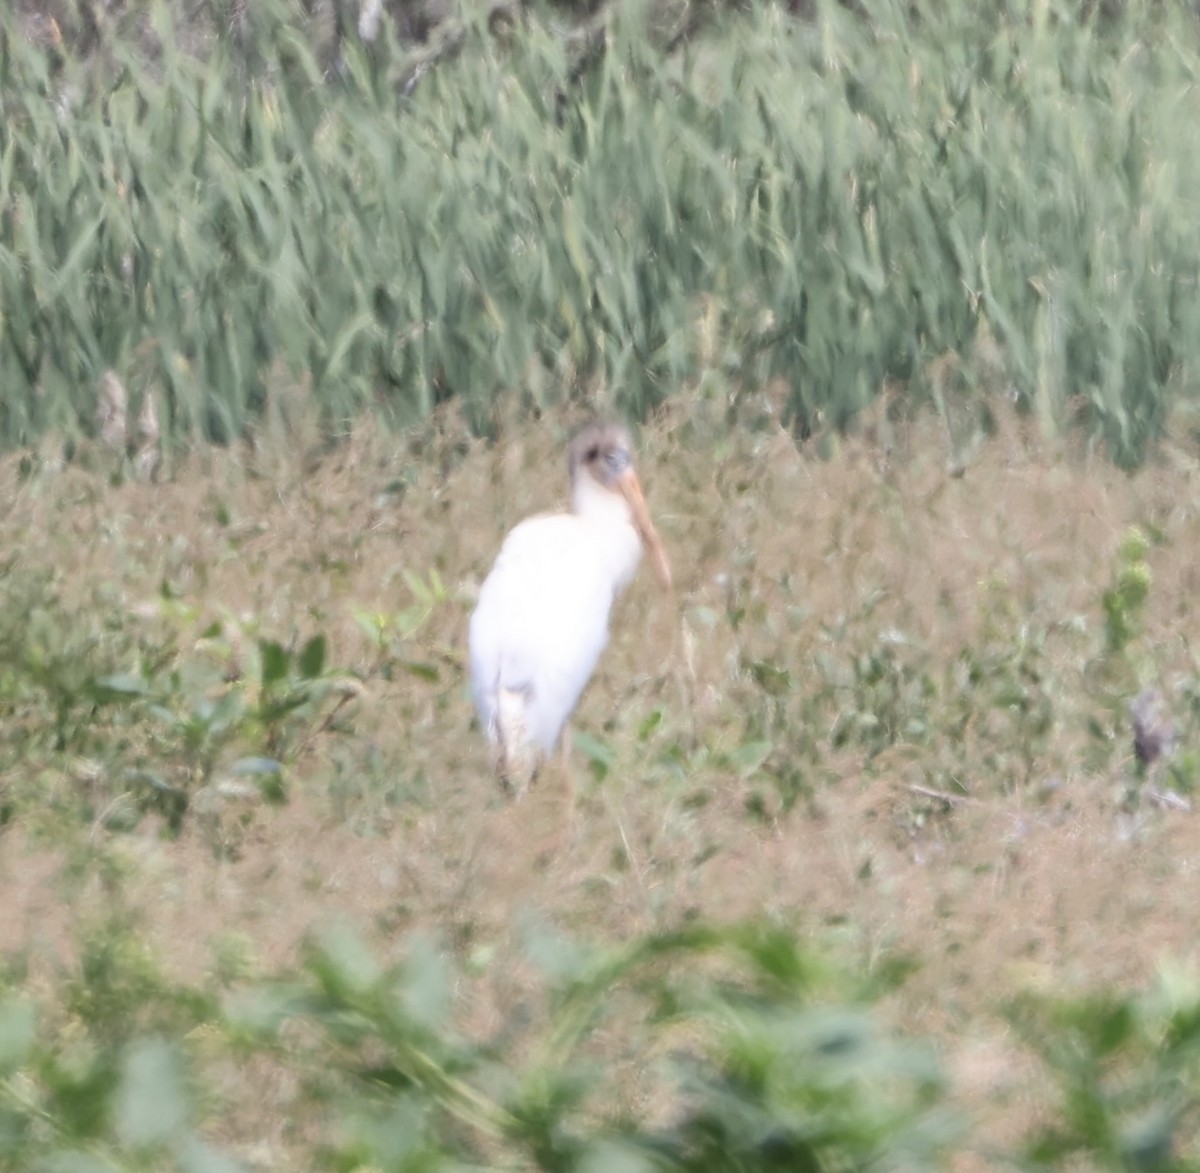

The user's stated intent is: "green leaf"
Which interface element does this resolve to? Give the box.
[208,690,246,735]
[0,1106,30,1157]
[0,998,35,1075]
[747,659,792,696]
[178,1136,246,1173]
[115,1038,188,1149]
[224,983,311,1038]
[259,771,288,805]
[351,607,387,645]
[578,1139,661,1173]
[323,312,376,383]
[89,673,152,701]
[229,757,284,776]
[259,640,290,689]
[297,633,327,680]
[562,197,590,285]
[30,1153,114,1173]
[729,739,773,778]
[400,660,439,682]
[729,924,829,992]
[254,694,308,725]
[309,922,381,998]
[398,934,451,1030]
[519,916,592,984]
[571,731,615,779]
[49,213,104,299]
[403,569,434,605]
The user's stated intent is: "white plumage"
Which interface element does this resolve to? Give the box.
[468,422,671,791]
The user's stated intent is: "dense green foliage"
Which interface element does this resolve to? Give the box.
[7,910,1200,1169]
[3,0,1200,460]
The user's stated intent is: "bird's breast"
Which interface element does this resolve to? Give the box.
[492,512,643,600]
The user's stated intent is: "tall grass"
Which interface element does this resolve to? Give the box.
[3,0,1200,461]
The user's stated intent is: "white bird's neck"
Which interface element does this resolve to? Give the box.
[573,473,630,526]
[572,474,643,591]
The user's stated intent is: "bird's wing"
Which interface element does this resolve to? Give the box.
[468,515,617,752]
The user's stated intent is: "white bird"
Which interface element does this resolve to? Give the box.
[468,422,672,792]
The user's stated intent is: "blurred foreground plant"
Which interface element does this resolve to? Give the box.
[229,921,955,1169]
[1013,963,1200,1170]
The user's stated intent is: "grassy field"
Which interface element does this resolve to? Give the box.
[5,399,1200,1167]
[9,0,1200,1164]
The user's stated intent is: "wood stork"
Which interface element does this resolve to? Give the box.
[468,422,672,792]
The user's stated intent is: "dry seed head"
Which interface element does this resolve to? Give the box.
[97,371,128,452]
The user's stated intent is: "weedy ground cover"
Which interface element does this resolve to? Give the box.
[4,401,1200,1167]
[7,0,1200,1164]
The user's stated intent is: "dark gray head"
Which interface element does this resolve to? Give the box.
[567,422,636,491]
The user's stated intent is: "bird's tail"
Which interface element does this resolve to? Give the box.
[496,685,538,796]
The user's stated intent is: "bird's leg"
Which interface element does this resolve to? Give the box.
[497,687,537,797]
[498,743,538,797]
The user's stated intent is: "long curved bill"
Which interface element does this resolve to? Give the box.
[617,469,672,589]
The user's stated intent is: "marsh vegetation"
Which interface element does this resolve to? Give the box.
[6,0,1200,1166]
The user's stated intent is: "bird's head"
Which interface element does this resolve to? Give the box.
[569,423,672,589]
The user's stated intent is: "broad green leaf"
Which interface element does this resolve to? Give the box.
[89,673,152,701]
[578,1139,660,1173]
[29,1153,114,1173]
[224,983,312,1038]
[178,1136,246,1173]
[729,739,773,777]
[297,633,327,680]
[0,1106,30,1157]
[259,640,290,689]
[115,1038,188,1149]
[309,922,381,997]
[637,709,663,741]
[747,659,791,696]
[571,731,615,778]
[562,198,590,285]
[398,934,451,1030]
[518,916,592,984]
[400,660,439,683]
[229,756,284,776]
[0,998,35,1075]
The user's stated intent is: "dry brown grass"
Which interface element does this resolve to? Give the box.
[5,399,1200,1165]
